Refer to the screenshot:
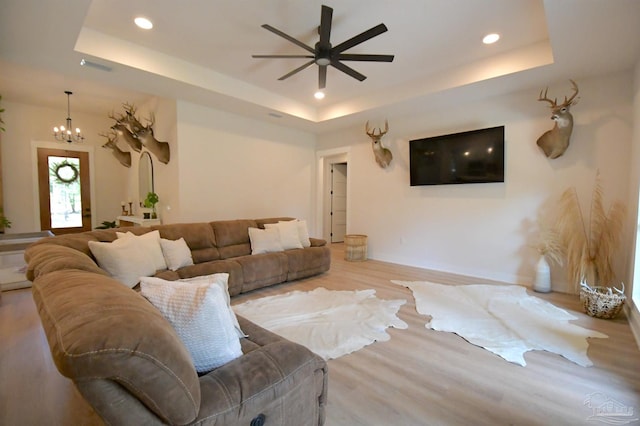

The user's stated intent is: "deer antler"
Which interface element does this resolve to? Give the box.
[145,112,156,128]
[538,88,558,108]
[538,80,579,109]
[365,119,389,137]
[122,102,137,116]
[560,79,579,107]
[98,130,116,141]
[108,110,125,123]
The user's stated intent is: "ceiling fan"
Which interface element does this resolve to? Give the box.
[252,5,394,90]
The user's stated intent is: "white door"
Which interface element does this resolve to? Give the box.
[331,163,347,242]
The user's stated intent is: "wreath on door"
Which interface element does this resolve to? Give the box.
[50,160,79,185]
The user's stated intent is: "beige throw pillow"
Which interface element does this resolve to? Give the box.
[88,238,158,288]
[265,220,304,250]
[248,227,283,254]
[293,219,311,248]
[159,238,194,271]
[116,230,167,271]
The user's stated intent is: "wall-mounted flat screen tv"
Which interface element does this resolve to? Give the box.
[410,125,505,186]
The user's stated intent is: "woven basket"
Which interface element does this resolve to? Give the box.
[344,234,367,262]
[579,283,626,319]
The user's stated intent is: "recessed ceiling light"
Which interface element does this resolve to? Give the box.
[314,91,325,100]
[483,33,500,44]
[134,17,153,30]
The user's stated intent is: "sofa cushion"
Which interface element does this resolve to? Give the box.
[140,277,243,373]
[235,252,288,293]
[285,246,332,281]
[196,316,328,425]
[176,259,245,297]
[32,270,201,424]
[25,244,108,281]
[211,219,257,259]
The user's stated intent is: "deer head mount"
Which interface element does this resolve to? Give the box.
[104,103,171,165]
[99,131,131,168]
[536,79,579,159]
[366,120,393,168]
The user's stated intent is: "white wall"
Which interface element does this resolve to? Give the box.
[628,59,640,345]
[0,101,128,232]
[119,97,179,223]
[173,101,317,225]
[318,72,634,293]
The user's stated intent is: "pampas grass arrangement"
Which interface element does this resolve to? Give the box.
[555,172,626,291]
[534,226,564,266]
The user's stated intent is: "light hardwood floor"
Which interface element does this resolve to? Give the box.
[1,244,639,425]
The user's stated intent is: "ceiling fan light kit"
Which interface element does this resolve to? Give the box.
[253,5,394,90]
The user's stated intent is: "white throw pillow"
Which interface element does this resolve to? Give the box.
[116,230,167,272]
[148,273,246,338]
[159,238,194,271]
[140,278,243,373]
[293,219,311,248]
[89,238,158,288]
[264,220,303,250]
[248,227,283,254]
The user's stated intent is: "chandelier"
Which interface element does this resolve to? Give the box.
[53,91,84,143]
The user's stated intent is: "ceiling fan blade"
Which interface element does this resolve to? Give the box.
[261,24,315,54]
[337,53,394,62]
[319,65,327,89]
[278,60,315,81]
[330,60,366,82]
[333,23,388,53]
[318,5,333,47]
[252,55,314,59]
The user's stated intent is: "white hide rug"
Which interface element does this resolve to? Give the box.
[391,280,608,367]
[233,287,407,360]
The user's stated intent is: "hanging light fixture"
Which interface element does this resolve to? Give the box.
[53,91,84,143]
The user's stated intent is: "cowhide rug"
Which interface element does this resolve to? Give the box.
[233,287,407,360]
[391,280,608,366]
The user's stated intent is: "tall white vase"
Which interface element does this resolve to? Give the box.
[533,256,551,293]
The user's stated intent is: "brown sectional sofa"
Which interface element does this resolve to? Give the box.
[25,217,330,425]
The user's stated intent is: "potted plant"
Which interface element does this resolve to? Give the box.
[555,172,626,317]
[0,94,5,132]
[0,208,11,233]
[143,192,159,219]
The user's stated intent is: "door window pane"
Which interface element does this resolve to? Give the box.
[48,156,82,228]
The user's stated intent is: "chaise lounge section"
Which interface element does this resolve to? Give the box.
[25,217,330,425]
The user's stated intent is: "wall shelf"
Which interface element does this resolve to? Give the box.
[117,216,161,227]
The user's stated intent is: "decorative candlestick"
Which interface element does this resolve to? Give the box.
[128,202,133,216]
[121,201,127,216]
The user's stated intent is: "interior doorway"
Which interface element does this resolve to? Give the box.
[37,147,92,234]
[318,150,349,243]
[330,163,347,242]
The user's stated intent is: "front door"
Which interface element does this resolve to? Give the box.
[37,148,91,234]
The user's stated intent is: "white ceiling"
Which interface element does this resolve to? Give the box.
[0,0,639,133]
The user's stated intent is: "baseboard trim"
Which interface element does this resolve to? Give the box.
[0,281,31,292]
[626,301,640,350]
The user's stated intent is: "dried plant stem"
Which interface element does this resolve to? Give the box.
[556,173,625,291]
